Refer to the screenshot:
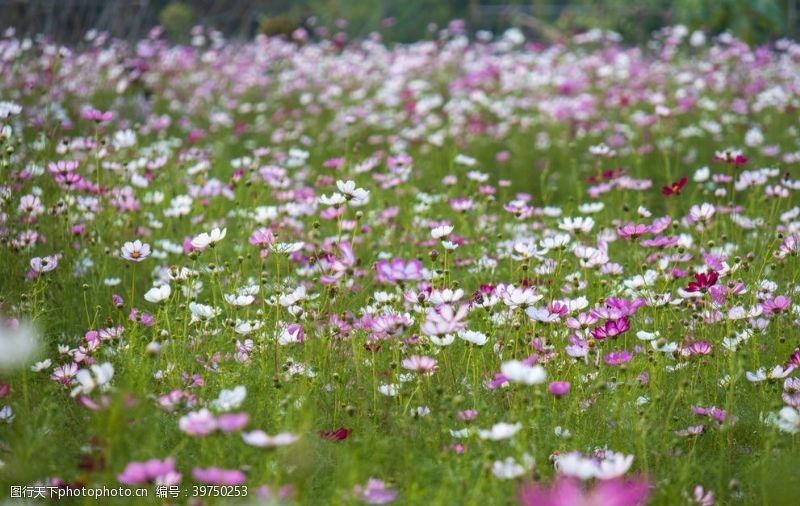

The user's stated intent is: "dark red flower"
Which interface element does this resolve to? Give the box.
[320,427,351,441]
[685,271,719,292]
[661,177,688,196]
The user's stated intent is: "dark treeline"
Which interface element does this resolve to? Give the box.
[1,0,798,44]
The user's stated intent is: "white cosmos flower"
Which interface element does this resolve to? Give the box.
[211,385,246,412]
[144,284,171,303]
[378,383,399,396]
[558,216,595,233]
[595,451,635,479]
[431,225,454,239]
[555,450,634,480]
[191,227,227,249]
[224,293,255,306]
[478,422,522,441]
[120,240,151,262]
[500,360,546,385]
[31,359,51,372]
[0,319,41,371]
[335,180,370,206]
[70,362,114,397]
[775,407,800,434]
[242,430,299,447]
[319,193,346,206]
[429,334,456,346]
[271,242,304,255]
[458,330,488,346]
[189,302,220,322]
[636,330,659,341]
[491,454,534,479]
[279,286,307,307]
[234,320,263,335]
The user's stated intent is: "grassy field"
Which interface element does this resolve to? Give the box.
[1,25,800,505]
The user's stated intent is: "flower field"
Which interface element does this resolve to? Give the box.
[1,24,800,505]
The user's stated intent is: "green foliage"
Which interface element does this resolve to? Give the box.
[259,15,302,38]
[158,1,196,40]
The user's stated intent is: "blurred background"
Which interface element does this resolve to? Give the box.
[0,0,798,44]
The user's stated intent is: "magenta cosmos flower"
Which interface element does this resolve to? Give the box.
[548,381,571,397]
[590,317,630,340]
[518,477,650,506]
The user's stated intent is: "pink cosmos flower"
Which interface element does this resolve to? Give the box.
[30,254,61,275]
[603,350,633,365]
[192,467,246,485]
[457,409,478,420]
[83,108,114,122]
[401,355,438,374]
[375,258,424,284]
[518,477,650,506]
[762,295,791,313]
[420,304,469,336]
[51,363,78,385]
[217,412,250,432]
[179,408,218,436]
[353,478,398,504]
[682,340,712,357]
[617,223,651,239]
[118,457,182,486]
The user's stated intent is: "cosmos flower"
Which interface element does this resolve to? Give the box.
[590,318,630,340]
[684,271,719,293]
[118,457,182,486]
[191,227,227,250]
[120,240,151,262]
[375,258,424,284]
[70,362,114,397]
[179,409,218,436]
[353,478,398,504]
[192,467,246,486]
[242,430,299,447]
[421,304,469,336]
[0,318,41,371]
[548,381,571,397]
[518,477,650,506]
[401,355,438,374]
[661,176,688,196]
[144,284,171,303]
[478,422,522,441]
[500,361,547,385]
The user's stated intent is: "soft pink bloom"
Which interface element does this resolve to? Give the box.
[518,477,650,506]
[192,467,246,485]
[118,457,182,486]
[353,478,398,504]
[179,408,218,436]
[401,355,438,374]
